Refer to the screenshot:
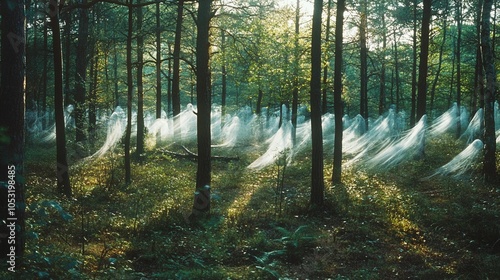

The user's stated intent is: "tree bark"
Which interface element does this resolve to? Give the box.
[332,0,345,184]
[125,3,133,184]
[42,20,48,129]
[410,0,418,126]
[88,45,98,142]
[156,1,162,119]
[378,2,387,116]
[322,0,332,114]
[167,43,172,116]
[74,0,89,142]
[0,0,26,258]
[172,0,184,138]
[473,0,484,112]
[136,0,145,157]
[359,0,368,131]
[48,0,72,197]
[430,10,448,117]
[221,28,227,120]
[455,0,462,138]
[393,30,401,112]
[481,0,498,183]
[193,0,213,215]
[416,0,431,122]
[256,88,263,115]
[63,11,72,106]
[114,44,120,107]
[292,0,300,144]
[311,0,324,206]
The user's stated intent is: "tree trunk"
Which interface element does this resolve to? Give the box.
[49,0,72,197]
[449,34,456,109]
[292,0,300,144]
[114,44,120,107]
[430,10,448,117]
[481,0,498,183]
[136,1,145,157]
[167,43,172,116]
[125,3,133,184]
[410,0,418,126]
[332,0,345,184]
[74,0,89,142]
[0,0,26,259]
[393,31,401,112]
[256,88,263,115]
[455,0,462,138]
[42,20,48,129]
[193,0,213,216]
[172,0,184,138]
[310,0,325,206]
[63,11,72,106]
[322,0,332,114]
[416,0,431,122]
[473,0,484,112]
[221,28,227,120]
[378,3,387,116]
[156,1,162,119]
[359,0,368,131]
[88,46,98,142]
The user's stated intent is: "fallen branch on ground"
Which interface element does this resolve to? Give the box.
[157,145,239,162]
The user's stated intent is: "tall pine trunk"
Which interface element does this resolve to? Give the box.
[125,3,133,184]
[393,31,401,112]
[221,28,227,121]
[74,0,89,142]
[332,0,345,184]
[49,0,71,197]
[172,0,184,138]
[63,11,72,106]
[481,0,498,183]
[156,1,162,119]
[311,0,324,206]
[192,0,213,216]
[322,0,332,114]
[378,3,387,116]
[416,0,431,122]
[0,0,26,258]
[167,43,172,116]
[292,0,300,144]
[136,1,145,158]
[473,0,484,112]
[455,0,462,138]
[430,10,448,117]
[88,46,98,143]
[410,0,418,126]
[359,0,368,131]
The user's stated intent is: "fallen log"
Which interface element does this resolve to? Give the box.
[158,146,239,162]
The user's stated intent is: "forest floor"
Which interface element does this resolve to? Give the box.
[2,134,500,279]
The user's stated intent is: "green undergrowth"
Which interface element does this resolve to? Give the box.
[1,135,499,279]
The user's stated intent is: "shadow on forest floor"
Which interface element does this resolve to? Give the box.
[1,134,499,279]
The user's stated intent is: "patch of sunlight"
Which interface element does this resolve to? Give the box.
[225,189,258,222]
[379,185,458,276]
[223,171,270,224]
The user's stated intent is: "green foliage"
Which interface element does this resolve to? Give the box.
[274,225,318,263]
[20,124,500,279]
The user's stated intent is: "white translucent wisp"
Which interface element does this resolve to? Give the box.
[90,106,126,158]
[247,121,294,170]
[425,139,483,179]
[461,108,483,144]
[365,115,427,170]
[428,103,458,137]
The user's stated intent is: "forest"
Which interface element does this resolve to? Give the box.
[1,0,499,278]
